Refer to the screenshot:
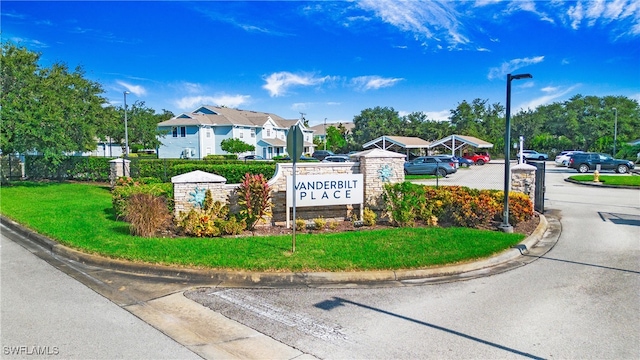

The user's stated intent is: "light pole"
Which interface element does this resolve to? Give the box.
[612,107,617,156]
[501,73,532,233]
[123,91,130,158]
[323,118,327,151]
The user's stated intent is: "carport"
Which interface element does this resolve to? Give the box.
[428,134,493,155]
[362,136,431,158]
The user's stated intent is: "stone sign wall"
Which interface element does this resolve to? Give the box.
[171,149,407,226]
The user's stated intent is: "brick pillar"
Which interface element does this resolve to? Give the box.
[171,170,228,217]
[109,158,130,187]
[511,163,536,207]
[355,149,406,210]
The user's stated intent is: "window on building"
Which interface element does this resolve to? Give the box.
[172,127,178,137]
[239,131,244,138]
[250,129,255,138]
[206,130,211,138]
[180,126,186,137]
[266,129,271,137]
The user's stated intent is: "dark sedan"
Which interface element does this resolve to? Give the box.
[404,156,457,177]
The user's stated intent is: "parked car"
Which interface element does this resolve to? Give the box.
[518,150,549,161]
[568,152,635,174]
[281,155,319,161]
[554,150,582,167]
[311,150,334,161]
[404,156,457,177]
[434,155,473,168]
[462,152,490,165]
[242,155,264,160]
[322,155,351,163]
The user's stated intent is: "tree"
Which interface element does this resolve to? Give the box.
[220,138,255,155]
[1,43,107,164]
[352,106,403,145]
[325,126,346,152]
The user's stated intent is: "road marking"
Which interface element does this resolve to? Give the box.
[209,289,349,342]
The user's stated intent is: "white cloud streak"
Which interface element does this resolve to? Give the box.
[356,0,469,49]
[351,75,403,91]
[117,81,147,96]
[487,56,544,80]
[262,71,334,97]
[175,94,250,110]
[519,84,580,110]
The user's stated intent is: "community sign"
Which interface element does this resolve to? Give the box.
[286,174,364,207]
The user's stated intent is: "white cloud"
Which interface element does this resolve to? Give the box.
[424,109,450,121]
[262,71,333,97]
[566,0,640,36]
[487,56,544,80]
[175,94,250,110]
[350,75,403,91]
[10,37,48,48]
[519,84,580,110]
[117,81,147,96]
[181,82,204,94]
[356,0,470,49]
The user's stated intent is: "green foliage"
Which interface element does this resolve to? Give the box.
[362,208,377,226]
[1,43,109,165]
[124,193,173,237]
[383,182,427,227]
[313,217,327,230]
[295,218,306,231]
[203,154,238,161]
[383,183,533,228]
[1,182,529,271]
[236,173,273,230]
[111,179,173,220]
[24,155,111,181]
[326,126,347,152]
[177,190,247,237]
[220,138,255,154]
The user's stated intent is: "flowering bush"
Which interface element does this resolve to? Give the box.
[383,183,533,229]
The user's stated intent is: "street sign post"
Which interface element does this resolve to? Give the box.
[286,124,304,252]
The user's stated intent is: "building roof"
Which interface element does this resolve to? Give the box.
[428,134,494,151]
[309,122,355,136]
[157,106,310,131]
[362,136,431,150]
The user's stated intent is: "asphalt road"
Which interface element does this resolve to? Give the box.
[186,165,640,359]
[0,228,201,360]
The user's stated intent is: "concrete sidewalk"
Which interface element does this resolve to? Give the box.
[1,214,561,360]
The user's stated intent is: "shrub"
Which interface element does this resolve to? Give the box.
[177,190,247,237]
[236,173,272,230]
[178,210,221,237]
[313,217,327,230]
[295,218,306,231]
[112,179,173,220]
[493,191,534,225]
[328,220,339,230]
[383,182,427,227]
[362,208,377,226]
[124,193,173,237]
[218,216,246,235]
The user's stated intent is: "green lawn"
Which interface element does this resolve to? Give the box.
[568,174,640,187]
[0,182,526,272]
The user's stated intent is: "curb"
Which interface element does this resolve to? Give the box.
[1,214,552,288]
[564,178,640,189]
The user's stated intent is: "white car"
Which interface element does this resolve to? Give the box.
[518,150,549,161]
[555,150,582,167]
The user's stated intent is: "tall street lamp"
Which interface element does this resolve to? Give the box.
[501,73,532,233]
[123,91,130,158]
[612,107,617,156]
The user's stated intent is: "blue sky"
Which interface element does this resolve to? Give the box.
[3,0,639,126]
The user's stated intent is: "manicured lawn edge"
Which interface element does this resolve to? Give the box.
[0,182,527,272]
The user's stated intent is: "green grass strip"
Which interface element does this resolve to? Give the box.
[568,174,640,187]
[0,182,525,272]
